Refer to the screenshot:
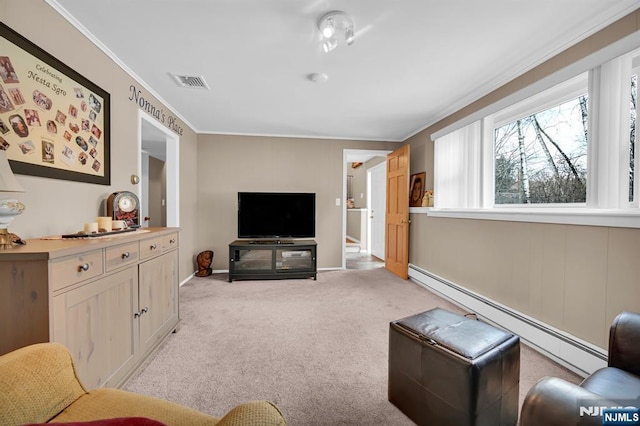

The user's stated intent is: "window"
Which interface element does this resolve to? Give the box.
[433,121,481,208]
[432,47,640,227]
[630,58,639,204]
[494,95,588,205]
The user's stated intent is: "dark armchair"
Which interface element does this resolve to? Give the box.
[520,311,640,426]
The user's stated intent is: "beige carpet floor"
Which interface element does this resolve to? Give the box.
[124,268,581,425]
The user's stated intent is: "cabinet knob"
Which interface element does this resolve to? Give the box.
[134,307,149,319]
[169,239,176,244]
[122,252,131,259]
[78,263,90,272]
[150,244,158,250]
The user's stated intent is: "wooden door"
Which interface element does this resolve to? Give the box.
[385,145,410,279]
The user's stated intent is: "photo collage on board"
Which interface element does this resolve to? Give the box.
[0,52,104,175]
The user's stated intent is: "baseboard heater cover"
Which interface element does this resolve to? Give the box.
[408,264,607,377]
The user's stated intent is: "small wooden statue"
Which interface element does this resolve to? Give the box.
[195,250,214,277]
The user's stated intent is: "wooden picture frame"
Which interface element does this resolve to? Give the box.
[0,22,110,185]
[409,172,426,207]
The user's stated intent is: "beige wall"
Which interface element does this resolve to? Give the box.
[2,0,199,282]
[346,209,363,241]
[148,157,165,227]
[196,134,397,270]
[406,10,640,350]
[410,215,640,349]
[347,163,367,208]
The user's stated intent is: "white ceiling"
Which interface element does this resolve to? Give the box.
[50,0,640,142]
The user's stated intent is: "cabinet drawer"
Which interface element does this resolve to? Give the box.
[105,241,140,272]
[140,236,163,259]
[51,249,104,291]
[162,232,178,251]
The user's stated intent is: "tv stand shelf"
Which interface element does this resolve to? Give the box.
[229,240,317,282]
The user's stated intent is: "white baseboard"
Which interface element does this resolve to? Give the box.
[180,272,195,286]
[345,235,361,243]
[408,264,607,378]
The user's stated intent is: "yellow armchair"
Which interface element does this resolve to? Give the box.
[0,343,286,426]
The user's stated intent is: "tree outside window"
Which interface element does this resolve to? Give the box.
[494,95,588,204]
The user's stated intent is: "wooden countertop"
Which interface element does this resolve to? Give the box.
[0,227,180,260]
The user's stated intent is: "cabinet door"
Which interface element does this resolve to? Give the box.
[0,260,49,356]
[276,247,314,272]
[232,247,273,271]
[52,267,138,390]
[138,250,178,355]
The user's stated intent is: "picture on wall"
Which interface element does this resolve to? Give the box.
[0,22,110,185]
[409,172,426,207]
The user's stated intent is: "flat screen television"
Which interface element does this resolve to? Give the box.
[237,192,316,239]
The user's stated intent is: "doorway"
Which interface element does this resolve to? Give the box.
[138,111,180,228]
[342,149,390,269]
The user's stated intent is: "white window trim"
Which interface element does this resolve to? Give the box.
[430,38,640,228]
[491,73,588,128]
[488,73,589,208]
[426,207,640,229]
[630,56,640,208]
[411,205,640,229]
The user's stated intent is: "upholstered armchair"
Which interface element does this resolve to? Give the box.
[520,311,640,426]
[0,342,287,426]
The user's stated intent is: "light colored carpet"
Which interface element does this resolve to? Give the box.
[124,268,581,425]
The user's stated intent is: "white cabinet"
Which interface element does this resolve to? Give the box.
[0,227,180,390]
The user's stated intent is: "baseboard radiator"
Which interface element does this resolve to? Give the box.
[408,264,607,378]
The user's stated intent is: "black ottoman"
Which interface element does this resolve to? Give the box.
[388,308,520,426]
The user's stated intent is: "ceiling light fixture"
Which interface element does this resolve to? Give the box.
[320,17,335,38]
[322,38,338,53]
[317,10,355,53]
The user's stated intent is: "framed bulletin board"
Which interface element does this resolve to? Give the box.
[0,21,110,185]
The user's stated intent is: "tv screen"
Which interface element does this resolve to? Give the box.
[238,192,316,239]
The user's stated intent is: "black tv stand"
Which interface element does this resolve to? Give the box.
[229,239,317,282]
[249,239,294,245]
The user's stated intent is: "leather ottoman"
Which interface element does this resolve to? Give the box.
[388,308,520,426]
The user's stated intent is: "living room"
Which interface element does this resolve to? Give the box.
[1,1,640,425]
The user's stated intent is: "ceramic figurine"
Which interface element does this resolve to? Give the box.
[195,250,213,277]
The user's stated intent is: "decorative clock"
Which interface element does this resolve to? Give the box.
[107,191,140,228]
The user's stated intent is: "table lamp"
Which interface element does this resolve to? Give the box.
[0,149,25,249]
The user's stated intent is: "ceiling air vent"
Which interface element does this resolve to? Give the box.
[170,73,210,89]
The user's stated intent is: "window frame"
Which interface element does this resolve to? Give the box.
[430,42,640,229]
[489,73,589,208]
[630,55,640,207]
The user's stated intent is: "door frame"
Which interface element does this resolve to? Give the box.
[342,149,391,269]
[138,110,180,227]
